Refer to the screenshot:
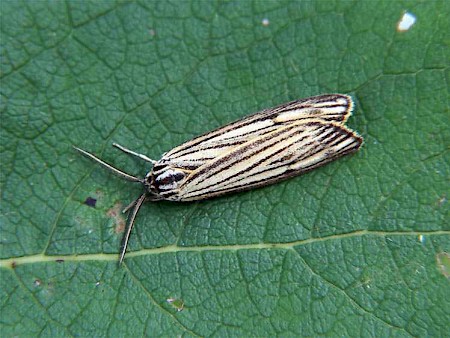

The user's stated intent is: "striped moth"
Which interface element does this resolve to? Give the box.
[75,94,363,263]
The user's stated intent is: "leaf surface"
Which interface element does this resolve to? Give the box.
[1,1,449,336]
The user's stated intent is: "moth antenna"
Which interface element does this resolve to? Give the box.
[73,146,143,183]
[112,143,157,164]
[119,193,147,264]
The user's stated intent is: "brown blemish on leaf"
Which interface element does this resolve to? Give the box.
[436,252,450,280]
[107,202,126,234]
[107,209,117,218]
[115,218,126,234]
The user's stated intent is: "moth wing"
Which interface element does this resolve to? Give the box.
[158,94,354,171]
[271,94,353,124]
[177,120,362,201]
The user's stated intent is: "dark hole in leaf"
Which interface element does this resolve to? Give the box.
[84,197,97,208]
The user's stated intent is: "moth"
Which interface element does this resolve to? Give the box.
[75,94,363,263]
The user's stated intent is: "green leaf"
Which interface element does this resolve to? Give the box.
[1,1,449,336]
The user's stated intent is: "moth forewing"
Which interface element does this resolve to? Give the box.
[75,94,363,263]
[173,120,362,201]
[160,94,354,165]
[158,94,361,201]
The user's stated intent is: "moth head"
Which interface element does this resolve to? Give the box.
[146,166,187,197]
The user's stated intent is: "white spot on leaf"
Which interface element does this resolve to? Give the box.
[397,12,416,32]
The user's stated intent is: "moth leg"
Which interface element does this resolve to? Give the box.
[112,143,157,164]
[119,193,147,265]
[122,199,137,214]
[122,192,161,214]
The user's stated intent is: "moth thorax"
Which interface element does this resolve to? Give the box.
[152,168,186,192]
